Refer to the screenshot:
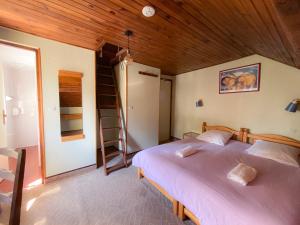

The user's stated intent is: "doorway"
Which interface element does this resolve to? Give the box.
[159,78,172,143]
[0,41,45,191]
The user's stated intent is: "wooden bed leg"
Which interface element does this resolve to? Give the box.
[137,168,143,179]
[202,122,207,133]
[172,199,178,215]
[178,202,186,220]
[242,128,249,143]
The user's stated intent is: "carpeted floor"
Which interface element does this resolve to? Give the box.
[0,166,193,225]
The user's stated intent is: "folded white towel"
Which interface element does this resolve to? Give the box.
[176,146,198,158]
[227,163,257,186]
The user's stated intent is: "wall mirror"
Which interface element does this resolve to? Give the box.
[58,70,84,141]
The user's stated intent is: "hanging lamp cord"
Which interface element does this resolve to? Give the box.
[127,34,130,55]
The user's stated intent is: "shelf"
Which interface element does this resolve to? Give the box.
[59,87,81,93]
[61,130,85,142]
[60,113,82,120]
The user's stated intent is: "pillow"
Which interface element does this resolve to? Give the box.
[247,140,300,167]
[196,130,233,146]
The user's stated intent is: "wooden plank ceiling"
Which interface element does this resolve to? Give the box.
[0,0,299,75]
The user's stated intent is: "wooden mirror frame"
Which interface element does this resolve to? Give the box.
[58,70,85,142]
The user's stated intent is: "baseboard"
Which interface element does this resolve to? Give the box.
[45,164,96,183]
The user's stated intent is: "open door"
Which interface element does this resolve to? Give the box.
[159,78,172,143]
[0,65,7,148]
[0,41,45,188]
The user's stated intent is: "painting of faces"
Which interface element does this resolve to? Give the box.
[219,63,260,94]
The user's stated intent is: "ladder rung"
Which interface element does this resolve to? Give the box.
[98,74,113,78]
[102,127,121,130]
[106,151,122,158]
[101,116,119,118]
[104,139,122,144]
[99,83,115,87]
[106,162,126,174]
[98,94,116,97]
[100,105,117,109]
[97,65,112,69]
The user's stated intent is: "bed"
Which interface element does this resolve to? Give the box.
[132,122,300,225]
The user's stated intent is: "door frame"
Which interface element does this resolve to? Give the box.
[160,78,173,141]
[0,39,46,183]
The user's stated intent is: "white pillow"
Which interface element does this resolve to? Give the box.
[247,140,300,167]
[196,130,233,146]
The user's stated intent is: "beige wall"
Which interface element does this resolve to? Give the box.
[173,54,300,140]
[0,27,96,177]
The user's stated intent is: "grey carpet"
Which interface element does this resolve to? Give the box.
[0,166,193,225]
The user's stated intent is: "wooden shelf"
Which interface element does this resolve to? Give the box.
[60,113,82,120]
[59,87,81,93]
[61,130,85,142]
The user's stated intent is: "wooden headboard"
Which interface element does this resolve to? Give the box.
[202,122,244,142]
[243,129,300,148]
[202,122,300,148]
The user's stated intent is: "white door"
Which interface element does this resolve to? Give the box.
[159,79,172,143]
[127,63,160,152]
[0,65,9,174]
[0,65,7,148]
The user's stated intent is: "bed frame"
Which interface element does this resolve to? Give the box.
[137,168,178,215]
[137,122,300,225]
[242,129,300,148]
[202,122,245,142]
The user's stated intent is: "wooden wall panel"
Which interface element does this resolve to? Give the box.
[0,0,299,75]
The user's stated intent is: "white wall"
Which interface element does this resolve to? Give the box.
[115,62,127,122]
[115,62,127,150]
[173,54,300,140]
[0,26,96,177]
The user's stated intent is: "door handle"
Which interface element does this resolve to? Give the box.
[2,110,7,125]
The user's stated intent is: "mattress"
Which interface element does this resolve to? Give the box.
[132,138,300,225]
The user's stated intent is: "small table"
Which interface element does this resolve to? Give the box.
[182,132,200,139]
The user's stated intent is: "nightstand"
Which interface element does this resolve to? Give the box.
[183,132,200,139]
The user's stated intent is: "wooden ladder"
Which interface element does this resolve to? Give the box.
[96,64,127,175]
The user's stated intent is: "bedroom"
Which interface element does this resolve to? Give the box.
[0,1,299,225]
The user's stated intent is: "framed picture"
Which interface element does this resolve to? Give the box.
[219,63,261,94]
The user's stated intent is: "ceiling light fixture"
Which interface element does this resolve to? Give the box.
[123,30,133,65]
[142,5,155,17]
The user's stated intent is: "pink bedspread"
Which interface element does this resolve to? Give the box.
[132,138,300,225]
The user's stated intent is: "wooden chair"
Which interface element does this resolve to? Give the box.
[0,148,26,225]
